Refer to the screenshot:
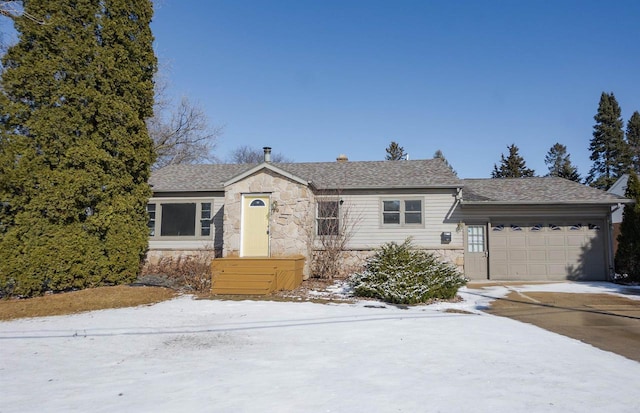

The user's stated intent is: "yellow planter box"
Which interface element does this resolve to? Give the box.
[211,256,305,295]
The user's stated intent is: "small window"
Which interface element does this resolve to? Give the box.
[492,225,504,232]
[588,223,600,230]
[383,200,401,224]
[404,200,422,224]
[467,225,485,253]
[531,224,542,231]
[382,199,422,226]
[200,202,212,237]
[511,225,522,231]
[549,224,561,231]
[250,199,265,207]
[161,203,196,236]
[147,204,156,236]
[317,200,339,236]
[570,224,582,231]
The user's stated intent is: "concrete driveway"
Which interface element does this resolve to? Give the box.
[470,283,640,362]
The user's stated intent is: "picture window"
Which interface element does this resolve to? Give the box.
[147,200,214,239]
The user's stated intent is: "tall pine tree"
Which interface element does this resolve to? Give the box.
[385,141,406,160]
[615,171,640,282]
[586,92,630,190]
[627,111,640,173]
[544,143,580,182]
[0,1,156,297]
[491,144,535,178]
[433,149,456,175]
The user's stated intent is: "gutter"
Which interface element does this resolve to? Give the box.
[460,199,633,206]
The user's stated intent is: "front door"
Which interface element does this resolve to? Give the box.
[241,195,270,257]
[465,224,488,279]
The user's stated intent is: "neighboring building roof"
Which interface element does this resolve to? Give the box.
[149,158,462,192]
[462,177,629,205]
[607,174,629,197]
[608,174,631,223]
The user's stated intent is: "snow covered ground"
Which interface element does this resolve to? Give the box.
[1,282,640,413]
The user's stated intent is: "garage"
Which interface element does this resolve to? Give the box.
[489,221,606,281]
[460,177,627,282]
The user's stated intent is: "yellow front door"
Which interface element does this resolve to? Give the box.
[241,195,270,257]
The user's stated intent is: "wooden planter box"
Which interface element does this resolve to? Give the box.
[211,256,305,295]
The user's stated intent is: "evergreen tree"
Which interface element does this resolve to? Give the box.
[491,144,535,178]
[433,149,456,175]
[544,143,580,182]
[615,171,640,282]
[586,92,630,190]
[627,111,640,173]
[385,141,406,160]
[0,1,156,297]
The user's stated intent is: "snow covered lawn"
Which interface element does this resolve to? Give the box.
[1,283,639,412]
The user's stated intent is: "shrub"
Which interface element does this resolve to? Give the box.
[615,171,640,283]
[349,239,467,304]
[140,253,213,294]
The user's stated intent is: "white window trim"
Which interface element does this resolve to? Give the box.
[148,198,215,240]
[379,197,425,228]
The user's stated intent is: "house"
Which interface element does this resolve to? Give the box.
[607,174,629,254]
[147,148,629,283]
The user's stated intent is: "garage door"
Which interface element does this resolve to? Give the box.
[489,222,606,281]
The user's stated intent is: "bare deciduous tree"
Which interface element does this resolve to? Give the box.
[0,1,44,24]
[228,145,293,163]
[0,1,26,58]
[148,74,223,169]
[312,192,362,279]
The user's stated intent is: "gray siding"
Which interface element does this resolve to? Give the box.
[340,189,462,250]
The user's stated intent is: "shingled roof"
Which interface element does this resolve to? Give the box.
[462,177,628,204]
[149,158,462,192]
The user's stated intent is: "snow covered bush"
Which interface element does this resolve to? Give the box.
[349,239,467,304]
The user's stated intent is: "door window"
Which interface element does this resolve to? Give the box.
[467,225,485,253]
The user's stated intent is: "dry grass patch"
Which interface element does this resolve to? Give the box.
[0,285,177,321]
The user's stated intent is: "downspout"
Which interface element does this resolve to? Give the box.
[486,221,491,280]
[607,206,618,281]
[446,187,463,220]
[611,202,623,215]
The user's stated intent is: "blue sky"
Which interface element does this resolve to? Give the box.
[151,0,640,178]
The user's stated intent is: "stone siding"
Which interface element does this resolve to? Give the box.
[312,247,464,278]
[224,169,314,276]
[144,249,221,267]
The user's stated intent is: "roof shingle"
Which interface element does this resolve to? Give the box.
[149,159,461,192]
[462,177,627,204]
[149,162,628,205]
